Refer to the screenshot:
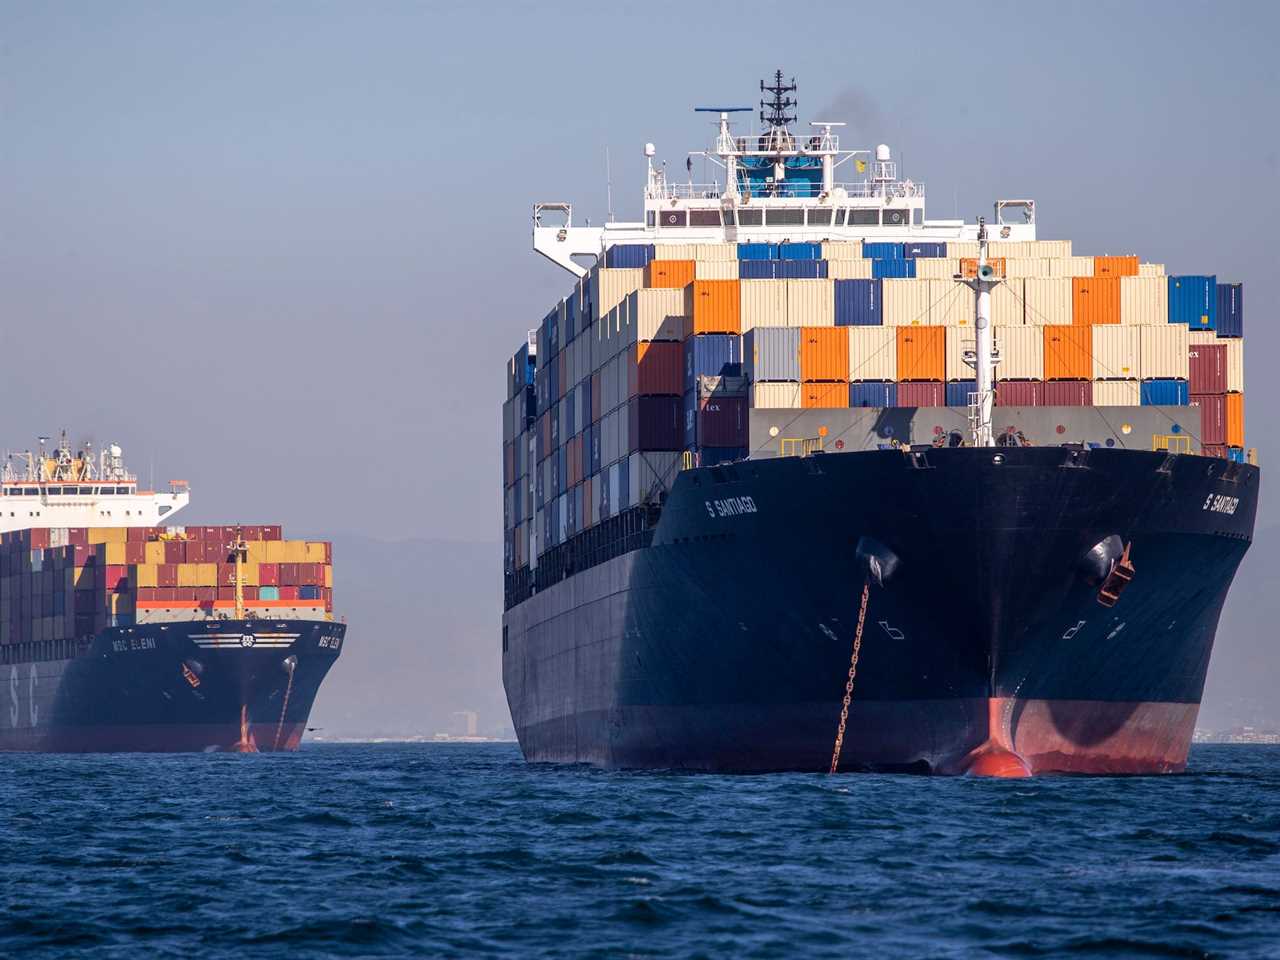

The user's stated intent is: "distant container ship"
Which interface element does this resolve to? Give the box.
[499,74,1258,776]
[0,433,345,752]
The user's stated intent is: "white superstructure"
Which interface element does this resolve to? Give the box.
[534,71,1037,278]
[0,432,189,534]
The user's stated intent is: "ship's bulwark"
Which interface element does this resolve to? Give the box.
[0,620,344,752]
[503,447,1257,775]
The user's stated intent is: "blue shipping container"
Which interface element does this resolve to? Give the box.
[618,457,631,510]
[849,381,897,407]
[872,259,916,279]
[946,380,976,407]
[779,260,828,279]
[299,585,322,601]
[606,244,655,269]
[834,278,882,326]
[1167,276,1217,330]
[1216,283,1243,338]
[1140,379,1190,406]
[738,260,780,279]
[737,242,778,261]
[684,333,743,392]
[903,242,946,258]
[778,242,822,261]
[697,446,748,467]
[1228,447,1246,463]
[862,242,904,260]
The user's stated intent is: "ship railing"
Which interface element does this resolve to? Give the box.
[1151,434,1193,454]
[649,181,925,201]
[779,436,825,458]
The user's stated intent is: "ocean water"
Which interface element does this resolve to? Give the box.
[1,744,1277,959]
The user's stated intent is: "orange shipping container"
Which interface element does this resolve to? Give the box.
[1226,393,1244,449]
[1072,277,1121,325]
[800,382,848,408]
[690,280,741,334]
[1093,255,1139,278]
[630,341,683,396]
[896,327,945,382]
[1043,325,1092,380]
[799,327,850,382]
[960,257,1006,278]
[645,259,695,289]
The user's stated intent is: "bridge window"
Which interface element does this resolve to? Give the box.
[736,209,762,226]
[657,209,687,228]
[689,209,720,227]
[882,208,908,226]
[912,208,922,225]
[807,208,833,227]
[764,208,804,226]
[849,209,878,225]
[646,211,655,227]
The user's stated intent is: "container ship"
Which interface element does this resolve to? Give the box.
[499,74,1258,777]
[0,433,345,752]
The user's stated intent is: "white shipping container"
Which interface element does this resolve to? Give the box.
[1047,257,1094,278]
[931,280,973,326]
[1138,262,1166,277]
[653,244,699,260]
[848,326,897,382]
[590,267,644,319]
[628,288,690,341]
[945,327,975,381]
[1139,325,1190,380]
[822,240,863,260]
[1091,325,1141,380]
[694,242,738,261]
[694,260,739,280]
[1092,380,1141,406]
[785,279,835,327]
[1004,258,1054,279]
[1119,276,1168,326]
[744,327,801,382]
[1188,330,1217,345]
[883,278,935,326]
[1023,277,1073,325]
[996,326,1044,379]
[1227,338,1244,392]
[740,279,787,332]
[1026,240,1072,259]
[827,258,874,280]
[751,381,801,408]
[629,452,680,506]
[913,257,962,280]
[991,279,1026,326]
[947,241,980,258]
[986,241,1033,259]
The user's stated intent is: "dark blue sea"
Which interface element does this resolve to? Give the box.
[1,743,1277,958]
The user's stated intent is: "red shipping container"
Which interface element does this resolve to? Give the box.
[67,528,87,546]
[896,382,945,407]
[631,341,684,397]
[301,563,324,585]
[278,586,299,601]
[156,587,177,602]
[1043,380,1093,406]
[217,586,235,601]
[1201,444,1228,459]
[629,396,683,451]
[163,540,186,564]
[29,529,50,549]
[243,585,259,601]
[1188,343,1226,395]
[136,587,156,602]
[192,587,214,602]
[104,565,128,591]
[692,395,748,447]
[1191,393,1227,446]
[279,563,299,586]
[259,563,279,586]
[157,564,178,588]
[125,542,146,564]
[994,381,1044,407]
[126,526,147,543]
[262,525,282,541]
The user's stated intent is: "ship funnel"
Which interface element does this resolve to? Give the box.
[856,536,900,587]
[1080,535,1124,585]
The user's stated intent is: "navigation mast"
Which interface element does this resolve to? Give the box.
[964,218,1001,447]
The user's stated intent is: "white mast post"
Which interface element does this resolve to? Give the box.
[965,217,1001,447]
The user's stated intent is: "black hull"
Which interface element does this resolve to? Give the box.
[503,447,1258,774]
[0,619,344,752]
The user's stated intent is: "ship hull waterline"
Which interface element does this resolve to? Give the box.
[502,446,1258,776]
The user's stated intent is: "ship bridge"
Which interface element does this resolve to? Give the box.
[534,71,1036,277]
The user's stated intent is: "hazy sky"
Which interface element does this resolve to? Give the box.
[2,2,1278,730]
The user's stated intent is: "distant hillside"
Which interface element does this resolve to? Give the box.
[304,536,506,739]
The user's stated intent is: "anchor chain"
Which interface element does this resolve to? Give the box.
[273,658,297,751]
[829,577,871,774]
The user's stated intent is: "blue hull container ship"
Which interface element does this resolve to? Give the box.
[500,74,1257,776]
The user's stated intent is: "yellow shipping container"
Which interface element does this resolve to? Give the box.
[264,540,287,563]
[196,563,218,586]
[1047,257,1094,278]
[1139,325,1190,380]
[1023,278,1073,325]
[1226,338,1244,392]
[827,258,873,280]
[694,260,738,280]
[144,542,165,565]
[1091,326,1141,380]
[104,542,127,565]
[785,279,834,327]
[996,326,1045,379]
[283,541,309,563]
[1119,276,1168,325]
[135,564,158,588]
[821,240,863,260]
[883,278,936,326]
[992,279,1025,326]
[740,280,786,332]
[177,564,199,587]
[628,288,689,341]
[590,267,644,318]
[1092,380,1141,406]
[325,565,333,588]
[304,542,328,563]
[931,280,973,326]
[246,541,268,563]
[751,381,801,409]
[89,527,128,545]
[848,327,897,382]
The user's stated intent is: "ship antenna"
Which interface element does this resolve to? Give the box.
[759,69,797,129]
[962,217,1002,447]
